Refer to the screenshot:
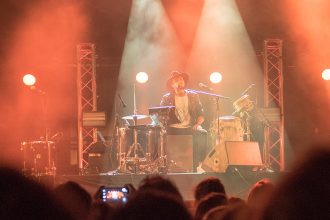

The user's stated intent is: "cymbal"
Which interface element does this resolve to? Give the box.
[122,114,149,120]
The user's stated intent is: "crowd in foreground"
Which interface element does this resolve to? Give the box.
[0,144,329,220]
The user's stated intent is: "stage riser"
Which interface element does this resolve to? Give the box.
[55,172,279,200]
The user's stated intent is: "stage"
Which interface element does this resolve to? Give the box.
[55,171,281,201]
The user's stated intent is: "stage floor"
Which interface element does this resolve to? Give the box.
[55,171,281,201]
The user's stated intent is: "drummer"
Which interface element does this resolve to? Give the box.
[160,70,207,172]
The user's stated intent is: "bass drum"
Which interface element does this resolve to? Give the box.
[209,116,244,145]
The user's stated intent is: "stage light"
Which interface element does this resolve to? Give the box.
[210,72,222,84]
[23,74,36,86]
[322,69,330,80]
[136,72,148,84]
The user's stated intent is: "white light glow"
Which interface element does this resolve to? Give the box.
[210,72,222,84]
[322,69,330,80]
[23,74,36,86]
[136,72,149,83]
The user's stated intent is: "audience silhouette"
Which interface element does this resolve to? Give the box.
[0,167,73,220]
[1,143,329,220]
[54,181,92,220]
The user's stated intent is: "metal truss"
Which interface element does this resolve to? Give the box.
[263,39,285,171]
[77,43,97,171]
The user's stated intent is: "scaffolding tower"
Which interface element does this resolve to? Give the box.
[263,39,285,171]
[76,43,97,171]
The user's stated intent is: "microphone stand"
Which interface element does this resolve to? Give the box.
[108,92,128,174]
[186,89,231,145]
[186,89,230,100]
[241,84,255,96]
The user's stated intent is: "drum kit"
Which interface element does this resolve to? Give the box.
[20,140,56,176]
[110,106,175,174]
[20,131,63,177]
[110,93,256,174]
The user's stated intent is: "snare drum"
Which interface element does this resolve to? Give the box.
[209,116,243,144]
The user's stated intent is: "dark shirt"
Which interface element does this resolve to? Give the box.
[160,90,204,126]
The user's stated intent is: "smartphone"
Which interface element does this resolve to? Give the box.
[101,186,129,203]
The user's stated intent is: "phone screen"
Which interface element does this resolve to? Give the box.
[101,187,129,203]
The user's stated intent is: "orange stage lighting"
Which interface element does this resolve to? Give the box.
[22,74,36,86]
[322,69,330,81]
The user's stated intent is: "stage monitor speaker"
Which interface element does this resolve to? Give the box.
[82,112,106,127]
[166,135,193,173]
[202,141,263,173]
[87,142,114,174]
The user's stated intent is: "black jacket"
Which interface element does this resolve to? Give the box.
[160,90,204,126]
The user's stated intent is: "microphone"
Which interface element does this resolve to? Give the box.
[118,94,127,108]
[198,83,214,91]
[241,84,255,96]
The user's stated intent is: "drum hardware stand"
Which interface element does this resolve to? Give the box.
[156,121,168,173]
[111,126,149,174]
[254,107,276,172]
[240,111,252,141]
[234,84,256,140]
[116,127,128,174]
[148,106,177,173]
[126,123,147,173]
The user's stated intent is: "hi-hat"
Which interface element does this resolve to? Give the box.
[122,114,148,120]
